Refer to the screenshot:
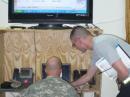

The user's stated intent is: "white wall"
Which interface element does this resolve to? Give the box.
[93,0,125,97]
[0,0,125,97]
[0,0,8,28]
[93,0,126,39]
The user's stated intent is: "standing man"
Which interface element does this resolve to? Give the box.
[21,56,79,97]
[70,26,130,97]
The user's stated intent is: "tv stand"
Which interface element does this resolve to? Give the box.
[28,24,71,29]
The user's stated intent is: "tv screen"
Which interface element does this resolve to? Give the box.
[20,68,33,79]
[9,0,93,26]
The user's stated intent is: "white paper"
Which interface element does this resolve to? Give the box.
[96,45,130,81]
[96,58,117,80]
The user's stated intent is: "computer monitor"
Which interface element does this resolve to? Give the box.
[9,0,93,28]
[20,68,33,79]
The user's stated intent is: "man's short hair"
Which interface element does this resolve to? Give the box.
[46,56,62,70]
[70,26,91,39]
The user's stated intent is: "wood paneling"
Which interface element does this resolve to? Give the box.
[4,30,36,81]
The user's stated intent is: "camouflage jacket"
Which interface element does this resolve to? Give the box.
[21,77,79,97]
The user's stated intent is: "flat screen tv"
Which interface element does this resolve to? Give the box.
[9,0,93,28]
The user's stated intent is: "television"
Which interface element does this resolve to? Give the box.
[9,0,93,28]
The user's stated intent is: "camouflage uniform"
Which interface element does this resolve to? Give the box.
[21,77,79,97]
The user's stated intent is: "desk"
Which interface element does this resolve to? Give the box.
[0,88,24,92]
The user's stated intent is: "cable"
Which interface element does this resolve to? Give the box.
[98,67,112,75]
[1,0,8,4]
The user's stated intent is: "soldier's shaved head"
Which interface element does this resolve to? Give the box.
[46,56,62,70]
[45,56,62,77]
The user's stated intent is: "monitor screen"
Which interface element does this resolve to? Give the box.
[14,0,87,14]
[21,70,30,76]
[9,0,93,24]
[20,68,33,78]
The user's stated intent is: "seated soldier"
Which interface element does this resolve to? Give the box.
[21,56,79,97]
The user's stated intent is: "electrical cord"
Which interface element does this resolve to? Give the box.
[98,67,112,75]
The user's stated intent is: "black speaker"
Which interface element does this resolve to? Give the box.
[62,64,71,82]
[80,69,87,76]
[79,69,96,85]
[42,63,47,79]
[13,68,20,81]
[73,69,80,81]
